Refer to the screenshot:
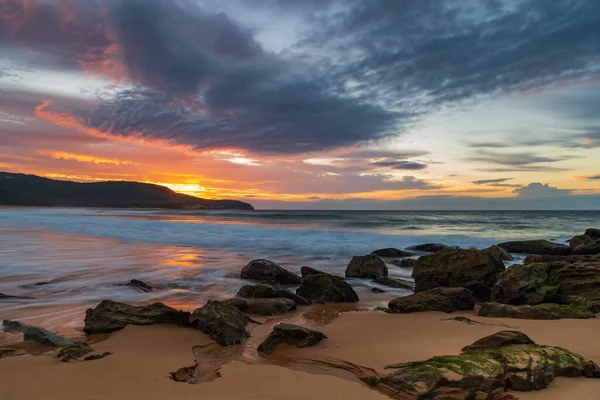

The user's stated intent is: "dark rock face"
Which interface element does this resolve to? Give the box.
[300,266,330,278]
[430,387,518,400]
[2,319,72,347]
[240,259,301,285]
[407,243,454,252]
[257,323,327,355]
[189,300,252,346]
[83,300,190,334]
[412,249,505,301]
[497,240,571,255]
[388,287,476,313]
[366,331,600,399]
[224,298,296,316]
[586,228,600,239]
[345,255,388,279]
[478,302,595,320]
[482,245,513,261]
[371,248,413,258]
[57,343,93,362]
[568,230,600,255]
[373,276,414,290]
[524,254,593,264]
[236,284,310,306]
[390,258,416,268]
[296,274,359,303]
[125,279,153,292]
[491,261,600,311]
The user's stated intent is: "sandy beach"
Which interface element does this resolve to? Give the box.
[2,306,600,399]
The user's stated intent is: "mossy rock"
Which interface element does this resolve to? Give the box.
[345,254,388,279]
[240,259,301,285]
[189,300,252,346]
[490,263,555,305]
[2,319,72,347]
[413,249,505,301]
[296,274,359,303]
[388,287,475,313]
[497,240,571,255]
[478,302,595,320]
[257,323,327,355]
[366,331,600,398]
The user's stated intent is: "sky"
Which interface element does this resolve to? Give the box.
[0,0,599,210]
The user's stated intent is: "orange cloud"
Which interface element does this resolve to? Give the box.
[38,150,139,166]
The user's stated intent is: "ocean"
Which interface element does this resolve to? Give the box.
[0,208,597,343]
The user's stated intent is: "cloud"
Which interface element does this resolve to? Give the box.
[466,150,570,166]
[472,178,512,185]
[476,166,571,172]
[574,174,600,180]
[514,182,572,199]
[370,160,428,170]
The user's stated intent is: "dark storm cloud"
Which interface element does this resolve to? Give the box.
[370,160,428,170]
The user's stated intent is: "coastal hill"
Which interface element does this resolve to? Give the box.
[0,172,254,210]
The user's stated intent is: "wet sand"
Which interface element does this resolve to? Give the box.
[2,308,600,399]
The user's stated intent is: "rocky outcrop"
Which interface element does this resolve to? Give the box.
[56,343,93,362]
[240,259,301,285]
[391,258,416,268]
[478,302,595,320]
[2,319,72,347]
[408,243,454,252]
[125,279,153,292]
[83,300,190,334]
[257,323,327,355]
[224,298,296,316]
[371,248,413,258]
[236,284,310,306]
[482,245,513,261]
[586,228,600,239]
[524,254,594,264]
[497,240,571,255]
[568,230,600,255]
[296,274,359,303]
[365,330,600,399]
[431,387,517,400]
[189,300,252,346]
[373,276,414,290]
[388,287,475,313]
[412,249,505,301]
[490,261,600,311]
[300,266,330,278]
[345,255,388,278]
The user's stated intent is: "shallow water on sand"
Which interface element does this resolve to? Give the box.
[1,208,596,343]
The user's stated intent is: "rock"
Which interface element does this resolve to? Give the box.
[83,300,190,334]
[345,255,388,279]
[189,300,252,346]
[497,240,571,255]
[586,228,600,239]
[240,259,301,285]
[388,287,475,313]
[407,243,454,252]
[482,245,513,261]
[491,261,600,310]
[366,331,600,399]
[257,323,327,355]
[236,284,310,306]
[573,242,600,255]
[478,302,595,320]
[2,320,72,347]
[170,364,221,384]
[224,298,296,316]
[372,287,386,293]
[300,266,330,278]
[373,276,414,290]
[412,249,505,301]
[296,274,359,303]
[83,351,112,361]
[371,248,413,258]
[462,330,534,351]
[568,234,594,249]
[391,258,416,268]
[125,279,153,292]
[57,343,93,362]
[524,254,593,264]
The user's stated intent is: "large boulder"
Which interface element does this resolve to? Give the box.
[300,266,339,279]
[491,261,600,311]
[373,276,414,290]
[189,300,252,346]
[524,254,593,264]
[388,287,475,313]
[586,228,600,239]
[371,248,413,258]
[497,240,571,255]
[365,331,600,399]
[482,245,513,261]
[345,255,388,278]
[2,319,72,347]
[236,284,310,306]
[296,274,359,303]
[408,243,454,252]
[224,298,296,316]
[391,258,416,268]
[478,302,595,320]
[240,259,301,285]
[412,249,505,301]
[83,300,190,334]
[257,323,327,355]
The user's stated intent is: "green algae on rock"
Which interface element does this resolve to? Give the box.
[345,254,388,279]
[478,302,595,320]
[364,330,600,399]
[2,319,72,347]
